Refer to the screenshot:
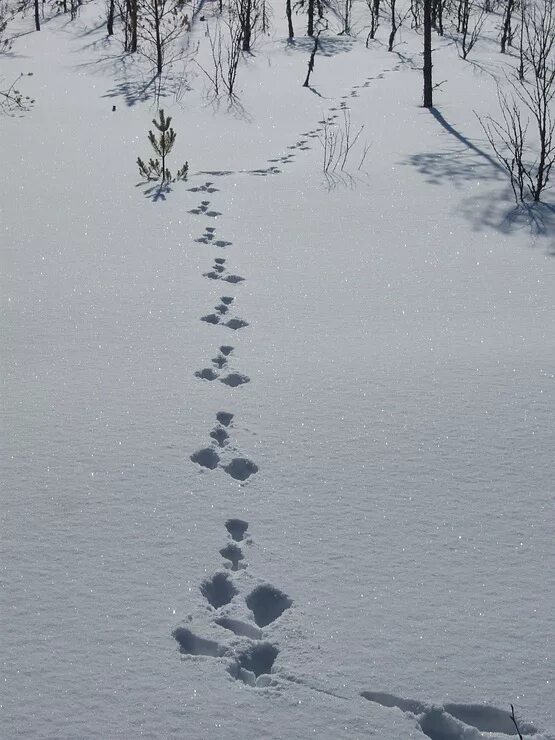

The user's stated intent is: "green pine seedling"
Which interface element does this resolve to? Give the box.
[137,109,188,183]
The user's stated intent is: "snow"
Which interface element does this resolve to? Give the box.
[1,1,554,738]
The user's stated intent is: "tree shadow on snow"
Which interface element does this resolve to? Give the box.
[405,107,555,255]
[283,35,354,57]
[102,75,170,107]
[137,181,173,202]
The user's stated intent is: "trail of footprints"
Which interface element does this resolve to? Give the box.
[181,69,541,737]
[190,412,257,480]
[173,519,292,687]
[360,692,538,739]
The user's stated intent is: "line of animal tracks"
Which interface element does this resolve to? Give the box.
[175,67,538,739]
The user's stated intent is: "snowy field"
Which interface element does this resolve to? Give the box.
[1,0,554,737]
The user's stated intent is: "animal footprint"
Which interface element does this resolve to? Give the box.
[246,585,292,627]
[201,572,238,608]
[172,521,291,691]
[200,299,248,331]
[247,166,281,176]
[215,617,262,640]
[228,643,279,686]
[219,372,250,387]
[196,226,231,247]
[190,416,257,480]
[190,447,220,470]
[219,542,244,570]
[173,628,227,657]
[360,692,539,739]
[217,410,234,426]
[223,457,258,480]
[203,257,244,283]
[189,200,221,218]
[188,181,219,193]
[225,517,248,541]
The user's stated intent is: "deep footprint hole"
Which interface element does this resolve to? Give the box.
[190,447,220,470]
[246,584,292,627]
[224,457,257,479]
[200,572,238,609]
[219,542,244,570]
[229,643,279,683]
[216,411,234,426]
[172,627,224,658]
[225,518,248,541]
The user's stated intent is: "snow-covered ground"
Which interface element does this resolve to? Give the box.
[1,2,554,738]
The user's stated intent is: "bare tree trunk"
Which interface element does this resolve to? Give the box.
[423,0,433,107]
[307,0,314,36]
[242,0,251,50]
[388,0,397,51]
[286,0,294,38]
[303,29,320,85]
[34,0,40,29]
[501,0,515,52]
[154,0,162,74]
[107,0,115,34]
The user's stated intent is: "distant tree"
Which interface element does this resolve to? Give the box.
[307,0,314,35]
[500,0,515,52]
[479,0,555,202]
[365,0,380,43]
[233,0,260,51]
[106,0,116,35]
[386,0,411,51]
[137,109,188,182]
[138,0,188,76]
[457,0,485,59]
[423,0,432,106]
[1,0,13,50]
[286,0,294,38]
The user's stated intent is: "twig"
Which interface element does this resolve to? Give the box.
[510,704,524,740]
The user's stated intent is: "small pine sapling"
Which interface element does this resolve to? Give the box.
[137,109,188,182]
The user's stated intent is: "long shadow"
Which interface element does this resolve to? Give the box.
[102,75,166,107]
[429,106,504,173]
[284,35,354,57]
[405,107,555,253]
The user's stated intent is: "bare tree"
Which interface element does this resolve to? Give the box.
[307,0,315,35]
[423,0,433,106]
[303,26,321,86]
[365,0,380,43]
[0,72,34,116]
[386,0,411,51]
[286,0,294,38]
[457,0,485,59]
[232,0,260,51]
[479,0,555,202]
[106,0,116,35]
[196,17,243,104]
[138,0,189,76]
[500,0,515,52]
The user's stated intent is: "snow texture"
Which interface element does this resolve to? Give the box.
[1,0,554,738]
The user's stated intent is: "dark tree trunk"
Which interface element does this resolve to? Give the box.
[242,0,252,50]
[126,0,137,51]
[34,0,40,29]
[423,0,433,107]
[303,30,320,86]
[286,0,294,38]
[307,0,315,36]
[501,0,515,52]
[107,0,115,35]
[154,2,162,75]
